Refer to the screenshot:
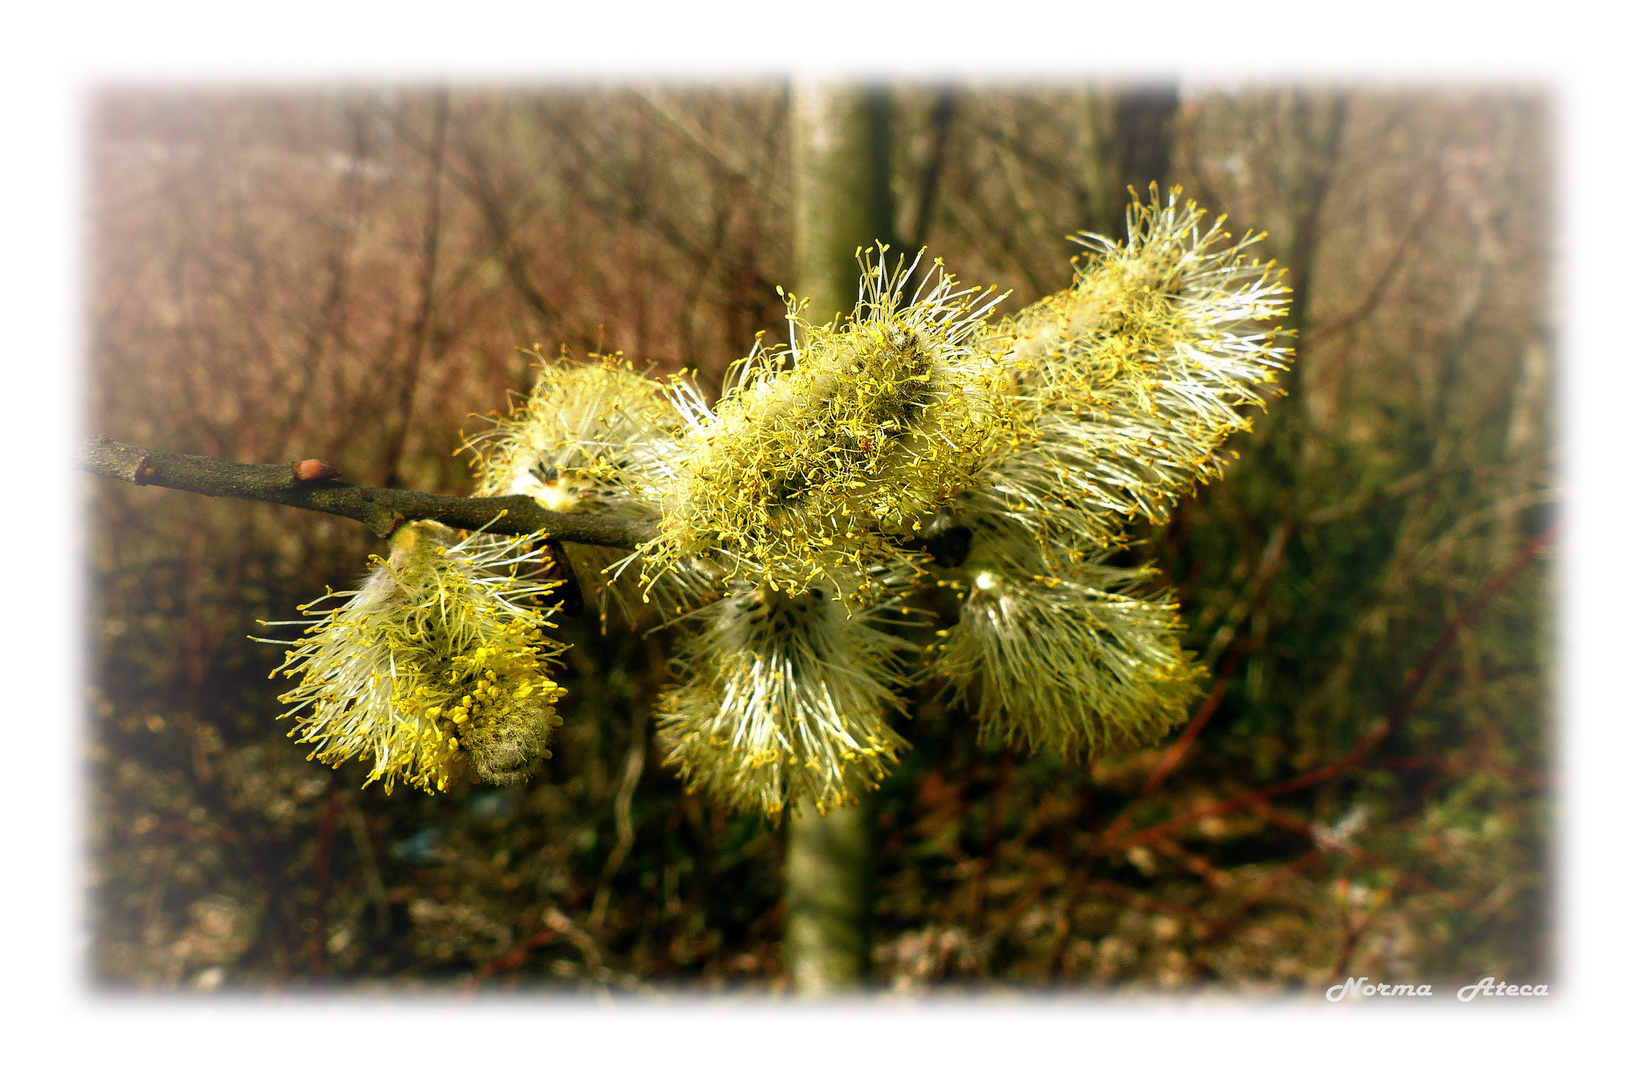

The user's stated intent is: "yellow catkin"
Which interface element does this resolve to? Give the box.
[926,185,1289,754]
[296,188,1289,812]
[654,573,914,819]
[263,523,568,793]
[644,247,1016,599]
[463,349,717,628]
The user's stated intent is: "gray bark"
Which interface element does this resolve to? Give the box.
[78,434,654,547]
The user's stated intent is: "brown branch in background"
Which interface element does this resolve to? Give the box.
[1199,849,1325,949]
[1097,656,1239,847]
[1152,836,1236,891]
[1199,518,1294,673]
[908,90,957,255]
[1084,878,1205,927]
[637,89,760,189]
[459,924,560,998]
[1106,521,1555,855]
[1091,526,1279,849]
[1304,177,1446,351]
[1244,794,1318,841]
[1282,92,1350,349]
[460,895,609,996]
[380,88,452,491]
[1384,520,1556,726]
[1117,729,1386,855]
[79,434,656,547]
[1251,792,1450,898]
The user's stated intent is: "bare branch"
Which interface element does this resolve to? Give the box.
[79,434,656,548]
[1304,176,1446,351]
[1105,521,1557,856]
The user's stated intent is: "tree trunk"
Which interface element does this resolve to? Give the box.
[782,80,896,995]
[1081,85,1181,240]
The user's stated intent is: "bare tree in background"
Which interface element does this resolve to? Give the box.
[779,81,898,993]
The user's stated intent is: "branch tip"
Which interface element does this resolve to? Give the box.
[78,434,656,549]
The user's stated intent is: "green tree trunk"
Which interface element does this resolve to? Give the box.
[782,80,896,995]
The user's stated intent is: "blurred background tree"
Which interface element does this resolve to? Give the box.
[781,80,896,994]
[86,82,1552,993]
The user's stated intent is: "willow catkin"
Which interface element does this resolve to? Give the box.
[320,186,1290,810]
[259,522,567,793]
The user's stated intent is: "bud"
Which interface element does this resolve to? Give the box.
[290,458,341,483]
[467,350,678,515]
[465,350,715,627]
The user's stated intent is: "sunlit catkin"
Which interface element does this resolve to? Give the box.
[964,184,1291,551]
[917,186,1288,757]
[469,349,677,513]
[465,349,716,624]
[277,187,1289,814]
[260,523,568,793]
[655,575,914,818]
[927,515,1201,757]
[644,247,1013,597]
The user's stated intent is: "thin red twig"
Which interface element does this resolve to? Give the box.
[1385,521,1558,726]
[1106,522,1556,855]
[1098,668,1235,847]
[459,925,561,998]
[1199,850,1326,946]
[459,885,602,996]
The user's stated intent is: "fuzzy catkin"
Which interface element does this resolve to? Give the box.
[922,188,1288,755]
[262,523,567,793]
[929,524,1202,757]
[643,248,1012,597]
[964,185,1290,552]
[655,576,913,817]
[465,350,717,626]
[395,187,1290,811]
